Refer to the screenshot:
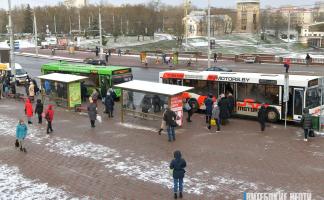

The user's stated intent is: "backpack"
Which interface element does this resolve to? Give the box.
[184,102,191,111]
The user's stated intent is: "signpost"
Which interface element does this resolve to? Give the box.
[283,73,289,128]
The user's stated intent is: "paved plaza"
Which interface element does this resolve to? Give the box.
[0,98,323,199]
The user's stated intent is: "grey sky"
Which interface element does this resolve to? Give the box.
[1,0,320,10]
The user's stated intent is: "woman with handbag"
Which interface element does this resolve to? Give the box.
[16,119,28,152]
[211,103,221,132]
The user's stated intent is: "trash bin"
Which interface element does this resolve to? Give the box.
[312,116,320,131]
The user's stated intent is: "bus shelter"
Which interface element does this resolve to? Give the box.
[115,80,193,125]
[37,73,87,108]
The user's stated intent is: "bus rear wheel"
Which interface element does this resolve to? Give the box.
[266,108,279,123]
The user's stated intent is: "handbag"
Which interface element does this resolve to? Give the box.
[169,169,174,176]
[96,115,102,123]
[210,119,216,126]
[184,102,191,111]
[15,139,19,148]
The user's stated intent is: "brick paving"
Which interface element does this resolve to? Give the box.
[0,98,324,199]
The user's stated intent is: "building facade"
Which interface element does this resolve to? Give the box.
[64,0,87,8]
[300,22,324,48]
[183,11,233,37]
[236,0,260,33]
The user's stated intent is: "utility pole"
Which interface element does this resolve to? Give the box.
[33,11,38,56]
[112,15,115,33]
[207,0,211,68]
[88,16,91,28]
[78,12,81,35]
[287,10,291,47]
[184,0,189,48]
[69,16,72,35]
[126,20,129,35]
[99,7,103,59]
[54,15,57,35]
[7,0,15,80]
[120,16,123,35]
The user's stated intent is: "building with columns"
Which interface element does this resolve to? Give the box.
[236,0,260,33]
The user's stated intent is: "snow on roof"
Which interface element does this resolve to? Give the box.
[115,80,193,96]
[37,73,87,83]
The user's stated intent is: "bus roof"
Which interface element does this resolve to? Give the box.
[159,70,321,88]
[41,62,131,75]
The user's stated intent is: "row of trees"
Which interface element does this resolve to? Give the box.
[0,3,185,38]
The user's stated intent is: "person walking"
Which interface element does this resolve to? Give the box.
[91,89,100,106]
[164,107,177,142]
[16,119,28,152]
[257,104,267,132]
[87,98,97,127]
[127,91,136,110]
[213,53,217,62]
[211,103,221,132]
[28,81,35,101]
[227,93,235,116]
[81,81,87,102]
[34,99,44,124]
[185,98,194,122]
[0,77,3,99]
[305,53,311,67]
[152,95,161,113]
[95,46,99,57]
[105,52,109,64]
[218,94,230,125]
[158,109,167,135]
[301,108,313,142]
[108,49,111,56]
[118,49,122,56]
[170,150,187,199]
[204,94,214,128]
[104,92,115,118]
[45,105,54,134]
[24,98,33,124]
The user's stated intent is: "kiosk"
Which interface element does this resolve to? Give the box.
[115,80,193,126]
[37,73,87,108]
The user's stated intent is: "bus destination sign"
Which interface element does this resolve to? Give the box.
[112,69,131,75]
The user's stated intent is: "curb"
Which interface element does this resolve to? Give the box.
[15,52,83,63]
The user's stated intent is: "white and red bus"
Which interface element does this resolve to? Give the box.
[159,70,322,122]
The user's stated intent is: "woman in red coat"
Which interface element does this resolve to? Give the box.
[24,98,33,124]
[45,105,54,134]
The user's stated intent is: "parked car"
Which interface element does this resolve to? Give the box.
[204,66,232,72]
[84,58,106,66]
[4,63,29,85]
[244,57,256,63]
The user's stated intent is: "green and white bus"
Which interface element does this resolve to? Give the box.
[41,61,133,97]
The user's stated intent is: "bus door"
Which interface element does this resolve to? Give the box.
[219,82,235,97]
[293,88,304,120]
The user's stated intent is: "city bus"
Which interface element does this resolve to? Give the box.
[159,70,322,122]
[41,61,133,97]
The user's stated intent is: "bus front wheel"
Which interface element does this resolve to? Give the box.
[266,108,279,123]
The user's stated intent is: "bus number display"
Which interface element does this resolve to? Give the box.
[259,79,277,85]
[112,69,131,75]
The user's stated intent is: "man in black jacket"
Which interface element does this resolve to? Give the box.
[170,150,186,199]
[257,105,267,131]
[163,107,177,142]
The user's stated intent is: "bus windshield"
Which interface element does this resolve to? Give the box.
[306,87,321,108]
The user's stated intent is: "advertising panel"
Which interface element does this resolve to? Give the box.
[171,94,183,126]
[68,82,81,108]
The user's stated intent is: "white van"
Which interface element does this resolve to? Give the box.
[5,63,29,84]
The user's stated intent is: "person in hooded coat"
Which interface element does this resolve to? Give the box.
[301,108,313,142]
[218,94,230,125]
[24,98,33,124]
[227,93,235,116]
[257,104,267,132]
[34,99,44,124]
[204,94,214,126]
[16,119,28,152]
[170,150,187,199]
[105,92,115,118]
[45,105,54,133]
[87,97,97,127]
[29,81,35,101]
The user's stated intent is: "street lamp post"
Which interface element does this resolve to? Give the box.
[99,7,103,59]
[207,0,211,68]
[7,0,15,80]
[33,11,38,56]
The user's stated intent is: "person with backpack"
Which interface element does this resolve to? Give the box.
[34,99,44,124]
[16,119,28,152]
[163,107,177,142]
[257,104,267,132]
[45,105,54,134]
[301,108,313,142]
[170,150,187,199]
[305,53,311,67]
[24,98,33,124]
